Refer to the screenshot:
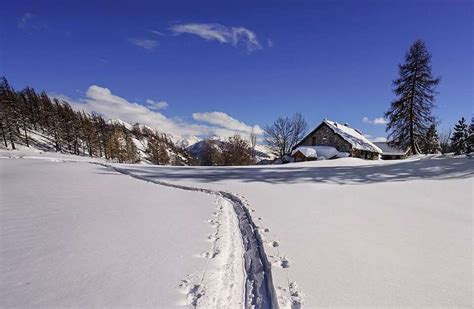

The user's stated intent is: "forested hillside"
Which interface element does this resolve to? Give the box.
[0,77,192,165]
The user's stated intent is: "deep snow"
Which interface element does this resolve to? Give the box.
[0,159,244,307]
[1,151,472,307]
[115,155,473,307]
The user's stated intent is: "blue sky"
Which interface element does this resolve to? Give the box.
[1,0,472,141]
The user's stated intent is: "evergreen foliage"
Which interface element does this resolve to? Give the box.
[450,117,470,154]
[385,40,440,153]
[420,123,440,154]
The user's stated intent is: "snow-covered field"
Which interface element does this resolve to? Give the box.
[1,151,473,307]
[116,156,473,307]
[0,158,244,307]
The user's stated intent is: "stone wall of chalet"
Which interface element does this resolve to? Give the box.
[299,123,352,152]
[351,149,379,160]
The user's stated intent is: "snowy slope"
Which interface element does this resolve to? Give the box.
[0,127,191,165]
[0,158,244,307]
[116,156,473,307]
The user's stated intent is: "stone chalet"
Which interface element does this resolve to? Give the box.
[293,119,382,160]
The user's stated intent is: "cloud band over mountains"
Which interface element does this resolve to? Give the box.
[51,85,262,141]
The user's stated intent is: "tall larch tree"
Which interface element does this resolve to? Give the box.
[0,77,18,149]
[385,40,440,154]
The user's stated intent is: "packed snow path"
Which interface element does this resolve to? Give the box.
[107,164,278,309]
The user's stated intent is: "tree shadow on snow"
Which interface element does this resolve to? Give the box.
[112,157,474,185]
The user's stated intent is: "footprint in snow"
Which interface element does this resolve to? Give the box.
[179,279,189,290]
[280,257,290,268]
[270,255,290,268]
[289,281,304,308]
[187,284,205,306]
[200,250,219,259]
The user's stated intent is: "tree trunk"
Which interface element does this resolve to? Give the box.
[1,124,7,147]
[24,126,29,147]
[9,129,15,149]
[409,61,419,154]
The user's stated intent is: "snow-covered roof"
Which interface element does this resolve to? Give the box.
[291,146,317,158]
[323,120,382,153]
[373,142,409,155]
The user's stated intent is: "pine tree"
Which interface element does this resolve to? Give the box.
[421,123,440,154]
[451,117,469,154]
[468,117,474,153]
[385,40,440,153]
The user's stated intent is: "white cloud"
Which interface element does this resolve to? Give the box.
[193,112,263,135]
[170,23,262,52]
[145,99,168,110]
[267,39,274,48]
[50,86,262,141]
[18,12,47,31]
[362,116,387,125]
[128,38,158,50]
[371,137,387,142]
[150,30,165,36]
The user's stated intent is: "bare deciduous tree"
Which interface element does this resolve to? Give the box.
[264,112,308,158]
[249,127,257,162]
[439,129,451,154]
[223,134,253,166]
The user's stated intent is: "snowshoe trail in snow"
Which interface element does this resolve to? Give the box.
[102,163,279,309]
[180,196,244,308]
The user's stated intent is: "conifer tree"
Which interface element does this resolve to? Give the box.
[22,87,40,131]
[421,123,440,154]
[17,94,31,147]
[385,40,440,153]
[468,117,474,153]
[146,134,170,165]
[0,76,193,165]
[450,117,469,154]
[0,77,18,149]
